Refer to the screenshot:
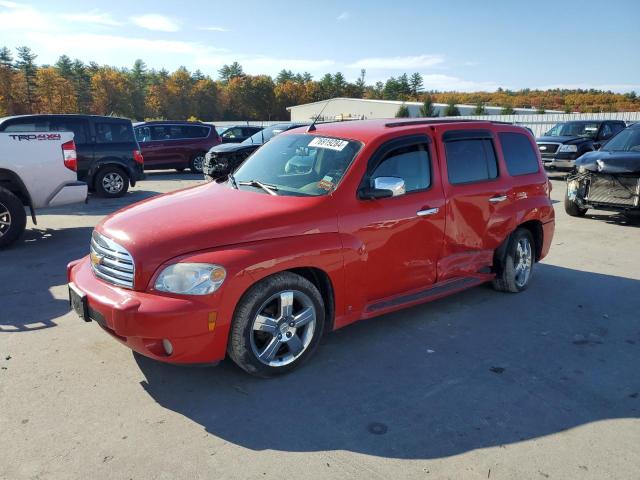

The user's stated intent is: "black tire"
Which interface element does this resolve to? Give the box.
[95,166,129,198]
[228,272,325,377]
[564,194,587,217]
[492,228,535,293]
[189,153,206,174]
[0,187,27,249]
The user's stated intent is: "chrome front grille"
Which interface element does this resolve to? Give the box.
[90,231,135,288]
[537,142,561,159]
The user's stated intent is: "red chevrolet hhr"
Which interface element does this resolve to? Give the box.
[68,119,555,377]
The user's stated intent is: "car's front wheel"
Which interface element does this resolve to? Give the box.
[228,272,325,377]
[0,187,27,248]
[492,228,535,293]
[564,194,588,217]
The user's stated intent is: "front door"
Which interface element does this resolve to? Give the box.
[340,135,446,302]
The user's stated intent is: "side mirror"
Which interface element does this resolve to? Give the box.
[358,176,406,200]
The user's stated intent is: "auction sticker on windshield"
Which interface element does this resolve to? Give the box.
[309,137,349,151]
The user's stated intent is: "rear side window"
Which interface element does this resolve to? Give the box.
[135,126,151,142]
[185,125,209,138]
[50,119,89,145]
[95,122,134,144]
[498,132,539,176]
[444,138,498,184]
[371,143,431,192]
[3,120,50,132]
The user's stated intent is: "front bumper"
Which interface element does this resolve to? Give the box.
[67,256,226,364]
[543,157,577,170]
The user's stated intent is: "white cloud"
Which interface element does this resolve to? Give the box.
[0,2,56,31]
[349,54,445,70]
[198,26,228,32]
[0,1,20,8]
[61,10,122,27]
[337,11,350,21]
[419,74,499,92]
[130,14,180,32]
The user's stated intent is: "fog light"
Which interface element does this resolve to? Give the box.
[162,339,173,356]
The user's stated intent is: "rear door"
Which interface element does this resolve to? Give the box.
[436,127,512,280]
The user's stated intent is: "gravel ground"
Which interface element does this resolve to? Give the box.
[1,171,639,480]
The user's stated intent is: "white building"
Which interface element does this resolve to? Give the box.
[287,97,563,122]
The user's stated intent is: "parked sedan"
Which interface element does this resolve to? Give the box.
[203,123,307,180]
[219,125,263,143]
[134,121,221,173]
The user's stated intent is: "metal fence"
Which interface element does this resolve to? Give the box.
[206,112,640,137]
[436,112,640,137]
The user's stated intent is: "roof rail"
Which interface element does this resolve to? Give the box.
[385,119,512,128]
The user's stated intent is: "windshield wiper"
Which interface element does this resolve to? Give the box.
[237,179,279,195]
[228,173,238,189]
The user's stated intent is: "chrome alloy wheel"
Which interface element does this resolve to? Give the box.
[250,290,317,367]
[514,237,533,288]
[102,172,124,194]
[0,201,11,238]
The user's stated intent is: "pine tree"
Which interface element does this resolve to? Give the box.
[55,55,74,79]
[218,62,244,83]
[354,69,366,97]
[419,94,437,117]
[473,102,486,115]
[409,72,424,99]
[444,100,460,116]
[0,47,13,68]
[501,105,515,115]
[15,46,38,110]
[395,104,410,118]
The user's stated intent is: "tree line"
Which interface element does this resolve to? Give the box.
[0,46,638,121]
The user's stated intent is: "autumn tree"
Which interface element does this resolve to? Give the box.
[35,67,77,113]
[91,67,133,117]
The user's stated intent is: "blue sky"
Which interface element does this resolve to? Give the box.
[1,0,638,92]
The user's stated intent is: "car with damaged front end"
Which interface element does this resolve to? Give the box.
[565,123,640,217]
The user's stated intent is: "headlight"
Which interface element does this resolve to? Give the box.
[558,144,578,153]
[154,263,226,295]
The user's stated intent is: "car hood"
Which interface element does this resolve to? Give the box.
[209,142,261,154]
[576,150,640,174]
[537,135,590,145]
[96,182,337,286]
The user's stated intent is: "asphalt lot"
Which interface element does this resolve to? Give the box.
[1,171,639,480]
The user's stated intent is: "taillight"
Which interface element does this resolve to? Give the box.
[62,140,77,171]
[133,149,144,165]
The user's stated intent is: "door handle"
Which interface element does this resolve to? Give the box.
[417,207,439,217]
[489,195,508,203]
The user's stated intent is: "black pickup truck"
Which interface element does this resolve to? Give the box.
[536,120,626,171]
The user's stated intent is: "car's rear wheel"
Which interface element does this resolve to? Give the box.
[228,272,325,377]
[95,167,129,198]
[190,153,206,174]
[492,228,535,293]
[0,187,26,249]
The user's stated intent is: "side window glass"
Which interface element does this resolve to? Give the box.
[50,120,88,144]
[445,138,498,184]
[151,126,169,140]
[135,127,151,142]
[169,126,185,139]
[498,132,539,176]
[3,121,49,132]
[95,123,134,144]
[600,124,613,139]
[371,143,431,192]
[186,126,208,138]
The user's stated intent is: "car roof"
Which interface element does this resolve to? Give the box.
[0,114,131,123]
[284,118,513,143]
[137,120,208,126]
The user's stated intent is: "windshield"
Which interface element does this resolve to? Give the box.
[545,121,600,138]
[242,124,291,145]
[602,128,640,152]
[233,133,361,196]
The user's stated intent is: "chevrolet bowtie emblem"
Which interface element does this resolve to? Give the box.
[90,251,104,266]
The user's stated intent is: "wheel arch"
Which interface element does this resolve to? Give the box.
[0,168,36,223]
[493,219,543,275]
[89,158,133,187]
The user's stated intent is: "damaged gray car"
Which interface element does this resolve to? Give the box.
[565,123,640,217]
